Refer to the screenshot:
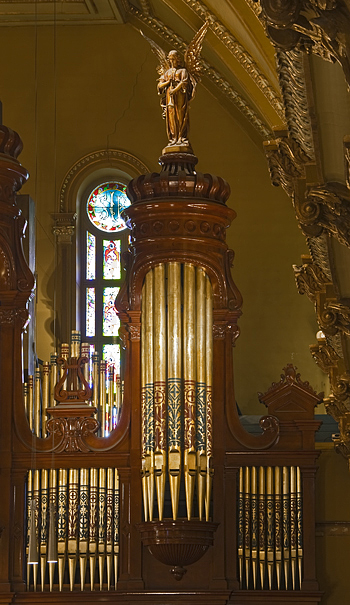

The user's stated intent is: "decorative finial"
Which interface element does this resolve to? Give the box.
[141,21,209,155]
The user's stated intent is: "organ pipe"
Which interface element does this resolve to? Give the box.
[153,264,167,521]
[167,262,182,520]
[184,263,197,520]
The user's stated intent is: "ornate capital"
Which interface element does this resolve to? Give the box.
[51,212,76,244]
[257,0,350,87]
[293,256,330,300]
[294,183,350,246]
[263,132,310,197]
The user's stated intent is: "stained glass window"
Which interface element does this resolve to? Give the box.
[82,179,129,434]
[103,344,120,372]
[103,287,120,336]
[103,240,121,280]
[86,232,96,280]
[87,182,130,233]
[86,288,95,337]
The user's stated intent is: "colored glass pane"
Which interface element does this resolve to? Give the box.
[86,232,96,280]
[86,288,95,337]
[86,182,130,232]
[103,344,120,374]
[103,287,120,336]
[103,239,121,280]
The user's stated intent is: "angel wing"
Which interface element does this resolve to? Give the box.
[140,30,170,76]
[184,20,210,84]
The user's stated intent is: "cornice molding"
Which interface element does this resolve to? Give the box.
[128,5,272,138]
[184,0,284,119]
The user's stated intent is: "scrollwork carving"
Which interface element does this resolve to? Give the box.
[46,416,99,453]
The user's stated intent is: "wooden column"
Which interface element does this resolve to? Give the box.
[0,126,33,601]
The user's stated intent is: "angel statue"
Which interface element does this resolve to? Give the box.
[141,21,209,152]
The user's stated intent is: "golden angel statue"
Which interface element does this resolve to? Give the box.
[141,21,209,152]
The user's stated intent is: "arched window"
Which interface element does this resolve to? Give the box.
[80,180,131,430]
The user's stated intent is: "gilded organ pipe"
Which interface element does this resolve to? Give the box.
[251,467,258,589]
[266,467,274,590]
[184,263,197,520]
[98,468,107,590]
[275,466,282,589]
[141,284,148,522]
[297,466,303,589]
[144,269,155,521]
[283,466,290,589]
[106,468,114,590]
[79,468,89,590]
[153,264,167,521]
[258,466,266,588]
[205,274,213,522]
[89,468,98,590]
[40,469,48,591]
[167,262,182,520]
[57,468,67,591]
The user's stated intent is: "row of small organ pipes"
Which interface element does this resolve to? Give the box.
[23,339,122,437]
[238,466,303,591]
[27,468,119,592]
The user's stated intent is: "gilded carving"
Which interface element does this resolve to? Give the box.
[293,256,330,300]
[263,132,310,197]
[256,0,350,87]
[295,184,350,247]
[275,49,315,160]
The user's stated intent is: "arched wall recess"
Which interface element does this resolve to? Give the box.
[52,149,149,345]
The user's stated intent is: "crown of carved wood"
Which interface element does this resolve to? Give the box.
[126,153,230,204]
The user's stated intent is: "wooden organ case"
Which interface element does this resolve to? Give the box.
[0,124,323,605]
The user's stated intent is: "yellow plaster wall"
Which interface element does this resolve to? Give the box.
[0,21,326,411]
